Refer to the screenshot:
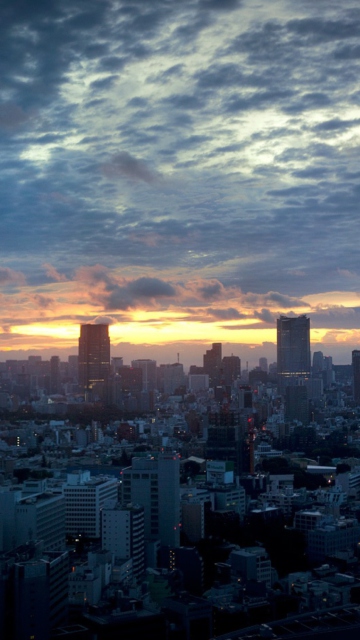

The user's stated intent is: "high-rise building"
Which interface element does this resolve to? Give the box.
[68,355,79,382]
[158,363,185,394]
[16,492,66,551]
[64,471,118,538]
[222,355,241,386]
[203,343,222,388]
[206,411,253,475]
[78,323,110,400]
[323,355,333,388]
[131,359,157,391]
[101,501,145,580]
[259,357,268,373]
[277,315,310,390]
[312,351,324,376]
[352,350,360,405]
[285,385,309,425]
[12,550,69,639]
[122,454,181,547]
[50,355,60,394]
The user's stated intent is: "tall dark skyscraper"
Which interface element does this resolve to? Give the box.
[203,343,222,388]
[78,324,110,400]
[131,359,157,391]
[352,350,360,405]
[222,355,241,387]
[277,315,311,390]
[50,355,60,394]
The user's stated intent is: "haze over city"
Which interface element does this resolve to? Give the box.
[1,0,360,367]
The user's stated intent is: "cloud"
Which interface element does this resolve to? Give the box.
[263,292,306,308]
[43,263,68,282]
[32,294,55,309]
[128,277,176,298]
[243,291,306,309]
[207,307,245,320]
[0,103,33,130]
[0,268,26,286]
[76,266,177,310]
[196,280,225,300]
[93,315,118,325]
[337,269,358,279]
[198,0,241,10]
[101,152,161,183]
[253,308,276,324]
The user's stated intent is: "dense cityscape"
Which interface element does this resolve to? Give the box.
[2,317,360,638]
[2,0,360,638]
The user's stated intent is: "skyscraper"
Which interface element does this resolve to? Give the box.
[122,453,181,547]
[312,351,324,376]
[131,359,157,391]
[101,501,145,580]
[277,315,311,390]
[352,350,360,405]
[50,355,60,394]
[222,355,241,386]
[285,385,309,425]
[203,343,222,388]
[78,323,110,400]
[259,357,268,373]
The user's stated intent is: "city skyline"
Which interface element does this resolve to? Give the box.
[1,1,360,363]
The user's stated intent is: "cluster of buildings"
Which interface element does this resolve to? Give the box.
[3,443,360,639]
[1,316,360,637]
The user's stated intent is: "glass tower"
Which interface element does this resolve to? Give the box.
[277,315,310,390]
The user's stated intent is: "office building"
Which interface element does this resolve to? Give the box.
[111,365,143,407]
[181,501,206,543]
[111,356,123,372]
[158,362,185,394]
[206,412,252,475]
[312,351,324,376]
[307,517,360,564]
[229,547,273,588]
[0,488,21,552]
[101,501,145,580]
[13,550,68,640]
[131,359,157,391]
[68,354,79,381]
[352,350,360,405]
[0,544,69,636]
[64,471,118,538]
[16,492,66,550]
[188,374,209,392]
[78,323,110,400]
[122,453,181,547]
[285,385,309,425]
[203,343,222,388]
[222,355,241,386]
[162,593,213,639]
[277,315,311,391]
[323,355,333,388]
[259,357,268,373]
[50,355,61,394]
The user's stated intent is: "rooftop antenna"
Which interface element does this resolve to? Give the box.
[177,352,180,363]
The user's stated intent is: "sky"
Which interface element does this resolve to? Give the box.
[1,0,360,369]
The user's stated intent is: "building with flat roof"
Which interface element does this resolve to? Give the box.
[16,492,66,551]
[101,501,145,580]
[78,323,110,400]
[277,316,310,391]
[64,471,118,538]
[122,453,181,547]
[352,349,360,405]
